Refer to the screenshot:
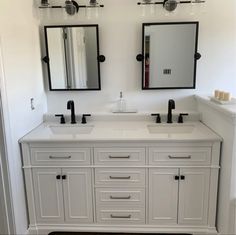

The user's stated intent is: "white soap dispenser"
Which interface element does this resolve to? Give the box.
[117,91,126,112]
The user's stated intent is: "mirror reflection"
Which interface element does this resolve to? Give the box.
[44,25,101,90]
[142,22,199,89]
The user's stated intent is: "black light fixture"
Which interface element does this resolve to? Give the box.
[163,0,178,12]
[39,0,104,16]
[137,0,205,12]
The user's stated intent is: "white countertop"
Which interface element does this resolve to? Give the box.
[195,95,236,119]
[20,119,221,143]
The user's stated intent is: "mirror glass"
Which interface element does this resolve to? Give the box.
[142,22,199,89]
[44,25,101,90]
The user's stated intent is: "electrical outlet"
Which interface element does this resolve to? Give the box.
[30,98,35,110]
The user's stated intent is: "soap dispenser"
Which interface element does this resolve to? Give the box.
[117,91,126,112]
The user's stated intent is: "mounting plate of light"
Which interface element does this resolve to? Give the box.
[38,0,104,16]
[137,0,206,12]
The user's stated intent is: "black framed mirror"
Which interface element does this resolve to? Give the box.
[138,22,200,90]
[43,24,104,91]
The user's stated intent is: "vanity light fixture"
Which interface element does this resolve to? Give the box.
[38,0,104,16]
[137,0,205,12]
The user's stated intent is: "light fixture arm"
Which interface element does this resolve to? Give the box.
[137,0,205,8]
[39,0,104,16]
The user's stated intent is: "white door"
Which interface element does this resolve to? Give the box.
[33,168,64,223]
[149,168,179,224]
[62,168,93,223]
[178,168,210,225]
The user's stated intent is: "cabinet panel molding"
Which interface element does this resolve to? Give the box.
[32,168,64,223]
[149,168,179,225]
[178,168,210,225]
[62,168,93,223]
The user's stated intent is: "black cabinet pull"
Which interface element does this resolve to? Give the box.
[62,175,67,180]
[56,175,61,180]
[174,175,179,180]
[180,175,185,180]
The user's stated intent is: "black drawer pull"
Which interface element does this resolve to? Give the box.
[109,155,131,159]
[180,175,185,180]
[110,214,131,219]
[110,195,131,200]
[109,176,131,180]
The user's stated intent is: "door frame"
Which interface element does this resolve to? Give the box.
[0,36,16,234]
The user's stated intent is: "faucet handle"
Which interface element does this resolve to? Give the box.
[178,113,189,123]
[81,114,91,124]
[151,113,161,123]
[55,114,66,124]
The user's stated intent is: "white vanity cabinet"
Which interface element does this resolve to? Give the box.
[33,167,93,224]
[23,146,93,226]
[149,168,210,225]
[21,140,221,235]
[148,146,212,226]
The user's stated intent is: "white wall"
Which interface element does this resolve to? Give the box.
[0,0,47,234]
[196,97,236,234]
[41,0,236,114]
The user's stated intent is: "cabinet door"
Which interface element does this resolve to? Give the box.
[149,168,179,225]
[33,168,64,223]
[62,168,93,223]
[178,168,210,225]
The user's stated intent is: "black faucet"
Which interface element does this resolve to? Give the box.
[67,100,76,124]
[167,99,175,123]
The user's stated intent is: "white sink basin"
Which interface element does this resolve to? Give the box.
[49,124,94,135]
[147,124,195,134]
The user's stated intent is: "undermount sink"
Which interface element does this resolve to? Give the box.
[49,124,94,135]
[147,124,196,134]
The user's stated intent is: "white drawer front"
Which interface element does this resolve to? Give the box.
[95,168,145,186]
[94,148,145,166]
[31,148,91,166]
[96,188,145,206]
[149,147,211,165]
[96,207,145,224]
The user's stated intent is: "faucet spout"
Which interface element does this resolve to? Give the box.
[167,99,175,123]
[67,100,76,124]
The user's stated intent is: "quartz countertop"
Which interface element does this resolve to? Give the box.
[195,95,236,119]
[20,118,222,143]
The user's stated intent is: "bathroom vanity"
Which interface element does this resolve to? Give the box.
[20,115,221,235]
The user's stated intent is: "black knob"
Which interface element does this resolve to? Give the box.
[180,175,185,180]
[55,114,66,124]
[151,113,161,123]
[174,175,180,180]
[81,114,91,124]
[178,113,189,123]
[62,175,67,180]
[56,175,61,180]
